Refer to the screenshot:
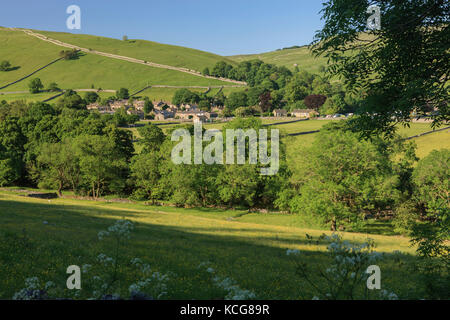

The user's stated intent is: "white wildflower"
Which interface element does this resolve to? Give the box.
[82,264,92,274]
[286,249,301,256]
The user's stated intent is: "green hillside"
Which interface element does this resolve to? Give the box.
[0,92,56,103]
[0,28,236,94]
[37,30,237,72]
[414,129,450,159]
[229,34,377,73]
[229,46,328,73]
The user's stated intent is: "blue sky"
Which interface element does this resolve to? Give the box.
[0,0,326,56]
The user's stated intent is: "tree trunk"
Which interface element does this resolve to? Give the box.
[57,182,63,197]
[331,218,337,232]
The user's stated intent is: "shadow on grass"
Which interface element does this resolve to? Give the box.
[353,220,398,236]
[5,66,21,72]
[0,198,424,300]
[64,51,87,61]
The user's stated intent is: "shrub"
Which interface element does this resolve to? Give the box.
[0,60,11,71]
[392,201,420,236]
[289,125,400,230]
[28,78,44,94]
[84,91,99,104]
[116,88,130,100]
[412,149,449,216]
[59,49,79,60]
[47,82,60,92]
[288,234,397,300]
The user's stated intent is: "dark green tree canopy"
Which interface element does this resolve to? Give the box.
[313,0,449,136]
[47,82,60,92]
[117,88,130,100]
[143,97,154,114]
[84,91,99,104]
[172,89,200,106]
[28,78,44,94]
[137,124,165,153]
[59,49,79,60]
[0,60,12,71]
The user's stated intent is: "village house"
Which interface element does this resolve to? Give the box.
[87,103,112,113]
[273,109,288,117]
[87,103,100,110]
[205,112,218,120]
[153,101,170,111]
[193,114,208,123]
[154,109,175,121]
[167,106,178,114]
[133,100,145,111]
[292,109,319,118]
[175,110,204,120]
[110,99,130,111]
[211,106,224,113]
[98,105,112,113]
[127,109,145,119]
[180,104,198,111]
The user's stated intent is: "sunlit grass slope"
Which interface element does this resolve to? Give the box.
[0,28,233,93]
[229,46,328,73]
[0,191,422,300]
[38,30,237,72]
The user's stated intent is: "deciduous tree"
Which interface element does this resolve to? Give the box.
[313,0,449,135]
[28,78,44,94]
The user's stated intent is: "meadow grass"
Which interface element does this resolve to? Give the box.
[228,33,375,73]
[0,92,56,103]
[0,191,423,300]
[1,54,230,93]
[0,28,233,93]
[279,121,448,162]
[395,122,447,137]
[0,28,59,86]
[229,46,328,73]
[413,129,450,159]
[38,30,237,72]
[272,120,333,134]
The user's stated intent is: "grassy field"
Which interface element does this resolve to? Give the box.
[229,46,328,73]
[1,27,447,300]
[228,33,375,73]
[272,120,332,134]
[1,121,445,300]
[0,92,57,103]
[281,121,449,166]
[413,129,450,159]
[38,30,237,72]
[0,28,59,85]
[0,190,424,300]
[128,120,448,160]
[0,28,234,93]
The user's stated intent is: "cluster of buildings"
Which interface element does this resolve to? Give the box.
[87,99,220,123]
[272,109,319,118]
[86,99,321,123]
[86,99,146,117]
[153,102,220,122]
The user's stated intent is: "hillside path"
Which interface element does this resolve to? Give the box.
[18,29,247,86]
